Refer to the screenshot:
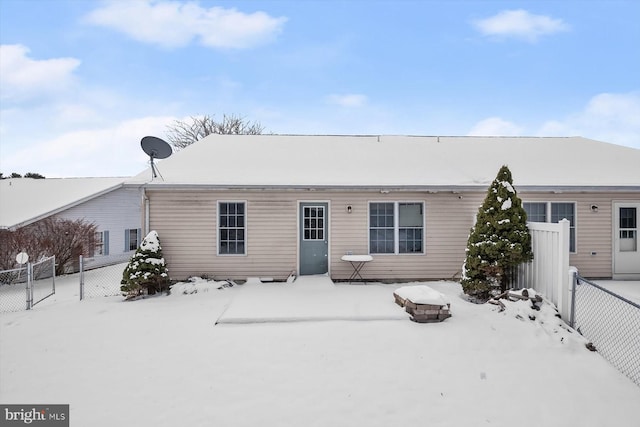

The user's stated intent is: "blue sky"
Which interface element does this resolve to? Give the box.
[1,0,638,177]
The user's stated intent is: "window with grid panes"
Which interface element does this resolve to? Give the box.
[398,203,424,253]
[303,206,325,240]
[369,202,424,254]
[619,207,637,252]
[523,202,547,222]
[218,202,246,255]
[551,203,576,252]
[523,202,576,253]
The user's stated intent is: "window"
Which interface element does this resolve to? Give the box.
[219,202,246,255]
[619,207,637,252]
[303,206,325,240]
[551,203,576,252]
[523,202,576,252]
[523,202,546,222]
[125,228,141,251]
[369,202,424,254]
[94,231,109,256]
[370,203,395,253]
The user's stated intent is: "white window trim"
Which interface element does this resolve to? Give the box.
[217,200,248,256]
[368,201,426,255]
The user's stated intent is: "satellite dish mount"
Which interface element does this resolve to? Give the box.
[141,136,172,179]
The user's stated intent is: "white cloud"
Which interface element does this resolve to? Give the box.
[3,116,175,177]
[473,10,570,42]
[0,44,81,101]
[538,92,640,148]
[467,92,640,149]
[326,94,368,108]
[467,117,523,136]
[84,0,287,49]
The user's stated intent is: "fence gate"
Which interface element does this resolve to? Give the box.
[29,256,56,308]
[571,274,640,386]
[0,266,28,312]
[0,256,56,312]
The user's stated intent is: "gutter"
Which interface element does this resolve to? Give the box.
[123,183,640,194]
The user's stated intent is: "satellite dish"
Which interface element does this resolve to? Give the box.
[141,136,172,178]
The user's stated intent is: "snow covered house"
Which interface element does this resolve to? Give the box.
[0,177,142,269]
[128,135,640,281]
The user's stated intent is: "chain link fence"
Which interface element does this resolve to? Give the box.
[79,256,125,300]
[572,275,640,386]
[30,256,56,307]
[0,256,56,312]
[0,266,28,312]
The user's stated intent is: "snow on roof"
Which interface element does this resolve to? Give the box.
[0,177,127,230]
[128,135,640,190]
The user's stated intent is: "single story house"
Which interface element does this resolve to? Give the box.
[128,135,640,281]
[0,177,142,269]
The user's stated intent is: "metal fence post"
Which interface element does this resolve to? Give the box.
[52,255,56,294]
[25,262,32,310]
[569,267,578,328]
[79,255,84,301]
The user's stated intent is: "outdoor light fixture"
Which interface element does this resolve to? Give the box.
[346,205,353,214]
[591,205,599,212]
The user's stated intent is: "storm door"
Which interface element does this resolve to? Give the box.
[614,203,640,275]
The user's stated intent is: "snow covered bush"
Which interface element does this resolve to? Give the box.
[121,230,169,299]
[461,165,533,300]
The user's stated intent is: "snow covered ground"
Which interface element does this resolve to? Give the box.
[1,272,639,427]
[595,280,640,305]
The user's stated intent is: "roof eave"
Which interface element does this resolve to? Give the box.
[131,183,640,193]
[3,182,126,230]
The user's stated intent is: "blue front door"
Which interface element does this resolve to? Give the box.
[299,203,328,275]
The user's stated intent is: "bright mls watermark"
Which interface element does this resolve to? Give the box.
[0,405,69,426]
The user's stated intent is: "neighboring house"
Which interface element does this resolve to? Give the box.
[127,135,640,281]
[0,177,142,269]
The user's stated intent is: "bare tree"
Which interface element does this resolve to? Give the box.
[166,114,265,149]
[0,217,97,274]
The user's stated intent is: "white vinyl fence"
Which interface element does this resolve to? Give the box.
[515,219,571,320]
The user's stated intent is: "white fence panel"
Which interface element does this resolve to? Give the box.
[517,219,571,320]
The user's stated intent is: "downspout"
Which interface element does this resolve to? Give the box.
[142,187,150,235]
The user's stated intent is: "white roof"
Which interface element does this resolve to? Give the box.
[129,135,640,190]
[0,177,126,229]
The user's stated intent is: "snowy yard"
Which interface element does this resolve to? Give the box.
[1,273,639,427]
[596,280,640,305]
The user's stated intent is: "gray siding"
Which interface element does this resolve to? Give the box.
[146,189,639,281]
[56,187,142,267]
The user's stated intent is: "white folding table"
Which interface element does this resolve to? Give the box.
[341,255,373,283]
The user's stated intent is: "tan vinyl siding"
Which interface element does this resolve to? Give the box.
[520,192,640,278]
[148,191,299,280]
[147,189,638,281]
[148,193,216,277]
[330,192,485,281]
